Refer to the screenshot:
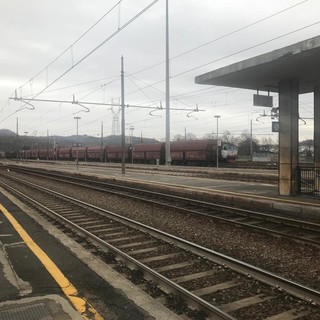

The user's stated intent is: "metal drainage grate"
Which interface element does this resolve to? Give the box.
[0,302,53,320]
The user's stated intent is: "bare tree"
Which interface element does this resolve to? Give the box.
[237,130,259,156]
[260,137,274,152]
[186,132,197,140]
[203,132,215,139]
[173,134,184,141]
[221,130,237,144]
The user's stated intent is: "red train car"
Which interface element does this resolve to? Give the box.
[20,139,237,166]
[30,149,39,159]
[71,147,87,161]
[24,150,32,159]
[48,148,57,160]
[87,146,105,161]
[170,139,218,165]
[106,145,130,162]
[38,149,47,160]
[132,143,165,164]
[57,147,72,160]
[38,148,57,160]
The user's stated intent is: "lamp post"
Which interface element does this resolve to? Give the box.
[165,0,171,166]
[35,143,38,162]
[214,115,221,168]
[24,131,28,160]
[74,116,81,171]
[129,125,134,164]
[249,111,258,162]
[249,111,263,162]
[121,56,125,174]
[100,121,103,162]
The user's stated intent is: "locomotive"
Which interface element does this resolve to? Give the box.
[21,139,238,166]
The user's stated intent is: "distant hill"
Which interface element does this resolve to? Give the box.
[0,129,16,136]
[0,129,159,155]
[50,134,158,147]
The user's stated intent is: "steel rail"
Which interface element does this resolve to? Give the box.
[1,174,320,308]
[0,178,233,319]
[7,166,320,245]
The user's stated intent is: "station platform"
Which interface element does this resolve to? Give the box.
[84,165,320,223]
[22,161,320,222]
[1,160,320,319]
[0,187,181,320]
[0,193,83,319]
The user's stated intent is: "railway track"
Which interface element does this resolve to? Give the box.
[6,165,320,247]
[0,171,320,319]
[4,160,278,184]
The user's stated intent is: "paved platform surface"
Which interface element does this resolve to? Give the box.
[4,160,320,220]
[32,161,320,221]
[1,160,320,319]
[0,193,83,319]
[0,189,181,320]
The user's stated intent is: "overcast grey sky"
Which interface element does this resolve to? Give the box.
[1,0,320,142]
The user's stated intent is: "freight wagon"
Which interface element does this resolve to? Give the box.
[22,139,237,166]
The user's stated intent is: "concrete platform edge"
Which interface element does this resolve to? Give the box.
[0,188,182,320]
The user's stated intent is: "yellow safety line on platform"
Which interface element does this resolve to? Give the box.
[0,203,103,320]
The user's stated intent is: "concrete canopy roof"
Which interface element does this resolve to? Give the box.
[195,36,320,94]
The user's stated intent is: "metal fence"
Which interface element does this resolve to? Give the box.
[297,166,320,197]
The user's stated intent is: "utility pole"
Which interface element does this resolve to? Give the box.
[214,115,221,168]
[24,132,28,160]
[165,0,171,166]
[100,121,103,162]
[47,129,49,160]
[16,118,19,161]
[53,139,58,161]
[121,56,125,175]
[74,116,81,171]
[250,118,253,162]
[130,125,134,164]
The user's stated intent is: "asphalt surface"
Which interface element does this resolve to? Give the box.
[1,160,320,319]
[0,189,180,320]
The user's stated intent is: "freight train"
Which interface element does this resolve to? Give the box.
[20,139,238,166]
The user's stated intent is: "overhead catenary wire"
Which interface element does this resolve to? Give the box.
[172,20,320,78]
[171,0,309,62]
[17,1,122,91]
[76,76,122,101]
[1,0,160,125]
[26,75,121,96]
[11,0,309,109]
[4,0,316,139]
[125,74,160,108]
[129,0,309,77]
[13,0,160,102]
[114,20,317,112]
[10,0,308,107]
[1,3,120,119]
[121,21,320,101]
[31,77,122,121]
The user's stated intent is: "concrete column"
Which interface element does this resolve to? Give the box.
[314,86,320,166]
[278,80,299,196]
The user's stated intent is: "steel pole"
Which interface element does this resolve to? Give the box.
[101,121,103,162]
[165,0,171,165]
[121,56,126,174]
[74,116,81,171]
[250,118,253,162]
[214,115,221,168]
